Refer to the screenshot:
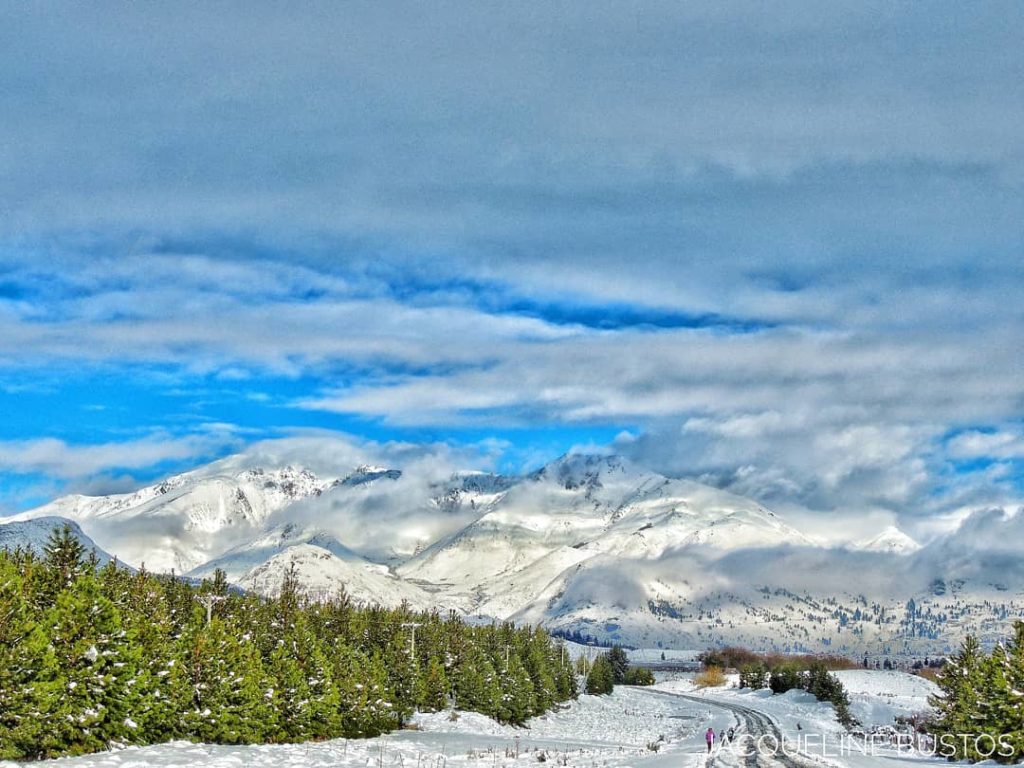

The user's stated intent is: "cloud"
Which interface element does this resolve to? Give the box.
[0,3,1021,532]
[0,428,241,480]
[947,429,1024,460]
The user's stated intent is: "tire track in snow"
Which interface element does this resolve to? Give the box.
[642,689,828,768]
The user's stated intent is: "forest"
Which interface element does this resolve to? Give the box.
[0,527,577,760]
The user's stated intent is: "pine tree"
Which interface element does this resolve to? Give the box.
[930,635,986,759]
[417,656,450,712]
[739,662,768,690]
[0,557,59,759]
[453,644,501,717]
[497,653,536,724]
[383,626,418,725]
[332,644,397,737]
[39,573,138,757]
[267,611,340,741]
[40,523,87,600]
[585,654,615,695]
[182,617,274,744]
[998,622,1024,761]
[607,645,630,684]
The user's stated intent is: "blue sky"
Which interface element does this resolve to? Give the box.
[1,2,1022,540]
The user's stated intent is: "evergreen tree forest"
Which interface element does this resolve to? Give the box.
[0,527,577,760]
[929,621,1024,763]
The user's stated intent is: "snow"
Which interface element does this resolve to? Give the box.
[833,670,938,726]
[7,671,945,768]
[656,669,943,766]
[853,527,921,556]
[236,543,442,610]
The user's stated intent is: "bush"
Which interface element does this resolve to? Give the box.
[624,667,655,686]
[698,646,761,670]
[738,662,769,690]
[699,646,858,672]
[694,666,727,688]
[768,664,803,694]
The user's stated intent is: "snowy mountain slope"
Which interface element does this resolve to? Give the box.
[0,516,122,566]
[853,526,921,555]
[237,543,439,609]
[272,468,515,564]
[399,455,810,595]
[9,465,329,573]
[185,521,360,582]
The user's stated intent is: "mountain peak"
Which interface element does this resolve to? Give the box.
[533,452,640,490]
[335,465,403,487]
[855,525,921,555]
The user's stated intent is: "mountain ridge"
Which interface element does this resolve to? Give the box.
[3,450,1022,654]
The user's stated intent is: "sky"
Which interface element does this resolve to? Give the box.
[0,2,1022,541]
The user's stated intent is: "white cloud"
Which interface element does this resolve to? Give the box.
[947,429,1024,460]
[0,429,241,480]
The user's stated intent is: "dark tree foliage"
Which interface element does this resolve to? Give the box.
[623,667,655,686]
[606,645,630,684]
[0,545,577,760]
[738,662,769,690]
[584,648,654,694]
[585,655,615,695]
[930,623,1024,763]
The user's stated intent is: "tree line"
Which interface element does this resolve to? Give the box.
[0,526,577,760]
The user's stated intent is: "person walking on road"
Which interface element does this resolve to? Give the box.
[705,727,715,753]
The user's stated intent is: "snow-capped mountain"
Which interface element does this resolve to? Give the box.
[398,454,810,607]
[236,543,437,609]
[185,521,360,582]
[5,450,1023,654]
[8,464,329,573]
[0,516,121,566]
[854,526,921,555]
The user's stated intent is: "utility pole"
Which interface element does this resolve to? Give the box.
[197,594,226,625]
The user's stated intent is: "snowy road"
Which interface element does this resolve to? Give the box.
[648,689,824,768]
[654,673,943,768]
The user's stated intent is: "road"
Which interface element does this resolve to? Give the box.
[646,688,831,768]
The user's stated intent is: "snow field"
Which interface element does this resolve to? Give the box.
[8,686,714,768]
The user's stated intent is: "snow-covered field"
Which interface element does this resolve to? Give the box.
[3,671,946,768]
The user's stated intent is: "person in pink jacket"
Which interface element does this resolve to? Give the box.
[705,727,715,752]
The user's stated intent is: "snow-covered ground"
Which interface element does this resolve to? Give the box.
[656,669,942,768]
[3,670,947,768]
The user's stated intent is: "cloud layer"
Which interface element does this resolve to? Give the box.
[0,3,1021,532]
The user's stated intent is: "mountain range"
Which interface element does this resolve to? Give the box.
[4,450,1023,656]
